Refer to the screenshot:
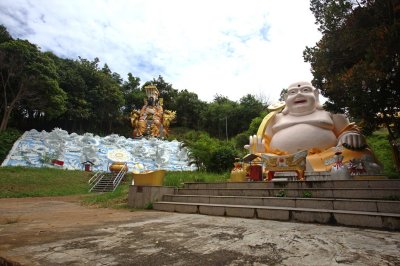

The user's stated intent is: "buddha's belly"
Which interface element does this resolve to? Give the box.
[270,124,337,154]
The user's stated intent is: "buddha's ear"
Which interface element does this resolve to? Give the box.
[313,86,319,97]
[313,87,324,110]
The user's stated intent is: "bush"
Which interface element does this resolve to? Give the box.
[232,132,249,151]
[208,145,237,173]
[0,128,22,164]
[181,130,239,172]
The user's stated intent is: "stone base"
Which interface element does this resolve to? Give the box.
[352,175,387,180]
[128,185,175,209]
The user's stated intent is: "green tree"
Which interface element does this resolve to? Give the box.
[304,0,400,170]
[50,56,125,134]
[122,73,145,115]
[94,71,125,133]
[0,25,12,44]
[78,58,124,134]
[182,130,238,172]
[237,94,265,133]
[0,38,66,132]
[175,89,207,129]
[49,56,91,132]
[201,95,238,139]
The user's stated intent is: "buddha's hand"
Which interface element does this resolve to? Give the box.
[244,135,265,154]
[338,132,366,149]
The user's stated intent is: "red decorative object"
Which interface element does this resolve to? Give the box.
[52,160,64,166]
[248,165,262,181]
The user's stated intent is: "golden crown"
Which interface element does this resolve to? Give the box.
[144,84,159,99]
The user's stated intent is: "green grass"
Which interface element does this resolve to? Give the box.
[82,171,230,208]
[0,167,230,209]
[0,166,92,198]
[163,171,230,187]
[366,129,399,178]
[82,180,131,208]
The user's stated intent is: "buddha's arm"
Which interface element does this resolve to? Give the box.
[244,114,276,154]
[332,114,366,149]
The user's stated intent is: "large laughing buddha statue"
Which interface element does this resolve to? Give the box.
[247,81,381,175]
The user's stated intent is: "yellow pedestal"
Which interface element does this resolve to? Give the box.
[229,170,247,182]
[132,170,166,186]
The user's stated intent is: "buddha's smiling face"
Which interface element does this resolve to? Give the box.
[285,83,317,115]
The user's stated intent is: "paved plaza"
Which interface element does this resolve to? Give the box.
[1,196,399,265]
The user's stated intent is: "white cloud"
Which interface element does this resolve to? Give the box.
[0,0,321,103]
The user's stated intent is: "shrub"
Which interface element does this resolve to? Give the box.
[0,128,22,164]
[181,130,239,172]
[208,145,237,173]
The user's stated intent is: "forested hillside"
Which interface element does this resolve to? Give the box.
[0,25,267,139]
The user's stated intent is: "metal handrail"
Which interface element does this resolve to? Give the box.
[88,171,101,185]
[89,163,128,192]
[112,163,128,191]
[89,172,105,192]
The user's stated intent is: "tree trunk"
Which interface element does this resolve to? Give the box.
[0,82,25,132]
[384,122,400,171]
[0,106,12,132]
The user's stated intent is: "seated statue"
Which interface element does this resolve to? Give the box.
[246,81,381,177]
[130,85,176,138]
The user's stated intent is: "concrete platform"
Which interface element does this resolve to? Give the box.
[162,194,400,213]
[146,179,400,230]
[153,202,400,230]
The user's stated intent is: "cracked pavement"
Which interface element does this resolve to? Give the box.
[1,197,399,265]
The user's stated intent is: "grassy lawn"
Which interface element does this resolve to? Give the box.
[0,167,229,209]
[163,171,230,187]
[366,129,399,179]
[0,166,92,198]
[82,179,131,209]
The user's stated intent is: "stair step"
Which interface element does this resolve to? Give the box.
[176,188,400,199]
[162,194,400,213]
[153,201,400,230]
[183,180,400,189]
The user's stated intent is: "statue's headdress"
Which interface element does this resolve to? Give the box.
[144,84,159,99]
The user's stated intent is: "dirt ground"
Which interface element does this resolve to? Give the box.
[1,196,400,266]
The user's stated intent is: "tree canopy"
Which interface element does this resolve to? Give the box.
[0,39,66,131]
[304,0,400,169]
[305,0,400,134]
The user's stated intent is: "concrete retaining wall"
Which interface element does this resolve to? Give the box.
[128,185,176,208]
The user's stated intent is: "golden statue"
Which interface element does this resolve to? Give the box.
[130,84,176,138]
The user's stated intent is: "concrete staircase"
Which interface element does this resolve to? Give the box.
[153,180,400,230]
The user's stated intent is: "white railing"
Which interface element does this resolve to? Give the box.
[88,171,102,185]
[112,163,128,191]
[89,172,106,192]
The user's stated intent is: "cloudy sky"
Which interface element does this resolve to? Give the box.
[0,0,321,103]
